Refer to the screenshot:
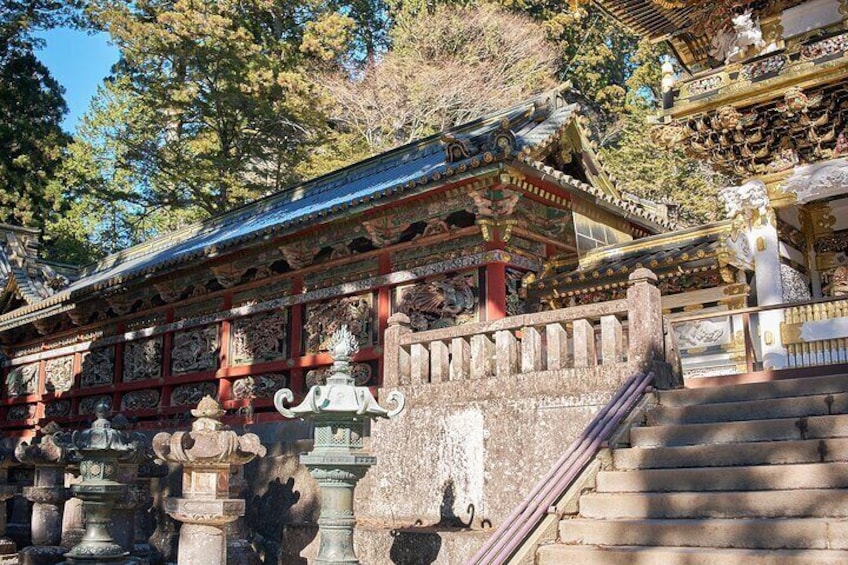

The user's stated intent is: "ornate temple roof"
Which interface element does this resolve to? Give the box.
[527,221,750,307]
[0,225,77,312]
[594,0,809,68]
[0,86,675,329]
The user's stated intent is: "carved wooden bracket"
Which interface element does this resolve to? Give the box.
[210,263,249,288]
[279,242,318,270]
[362,218,411,248]
[155,280,186,304]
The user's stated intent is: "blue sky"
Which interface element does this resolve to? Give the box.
[35,28,120,132]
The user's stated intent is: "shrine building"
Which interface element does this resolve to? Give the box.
[5,0,848,562]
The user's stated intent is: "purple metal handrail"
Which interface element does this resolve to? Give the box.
[467,370,656,564]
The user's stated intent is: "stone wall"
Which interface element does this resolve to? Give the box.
[236,363,630,564]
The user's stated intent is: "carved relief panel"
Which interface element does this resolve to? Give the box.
[171,325,219,375]
[303,294,374,354]
[45,356,74,393]
[81,348,115,387]
[230,310,288,365]
[123,337,163,382]
[79,395,111,415]
[45,400,71,419]
[6,363,39,397]
[394,271,479,331]
[171,382,217,406]
[121,389,160,411]
[7,404,36,421]
[305,362,373,388]
[231,374,287,400]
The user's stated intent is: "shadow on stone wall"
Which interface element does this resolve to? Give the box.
[389,530,442,565]
[246,477,306,563]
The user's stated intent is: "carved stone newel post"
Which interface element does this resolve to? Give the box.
[56,402,143,565]
[152,396,266,565]
[275,325,406,565]
[15,421,70,565]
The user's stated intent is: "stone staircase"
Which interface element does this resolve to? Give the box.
[537,372,848,564]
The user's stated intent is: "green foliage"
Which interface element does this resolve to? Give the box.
[42,0,723,264]
[315,2,558,165]
[0,1,72,232]
[600,108,730,226]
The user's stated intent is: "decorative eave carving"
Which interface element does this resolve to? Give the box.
[154,280,185,304]
[279,242,318,270]
[362,218,411,248]
[106,293,137,316]
[210,263,249,289]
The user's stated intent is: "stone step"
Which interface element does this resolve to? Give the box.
[613,437,848,470]
[557,517,848,549]
[578,488,848,519]
[537,545,848,565]
[659,374,848,407]
[646,392,848,426]
[597,462,848,492]
[630,413,848,447]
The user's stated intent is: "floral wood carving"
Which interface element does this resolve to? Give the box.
[45,400,71,418]
[171,326,219,375]
[154,281,185,303]
[6,363,39,397]
[45,356,74,393]
[80,348,115,387]
[79,395,111,415]
[230,310,287,365]
[231,374,286,400]
[303,294,373,354]
[171,382,217,406]
[121,389,160,411]
[396,272,478,331]
[123,337,163,382]
[305,363,372,388]
[7,404,36,421]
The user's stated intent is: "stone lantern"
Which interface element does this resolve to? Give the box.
[15,421,70,565]
[275,325,405,565]
[152,396,266,565]
[0,448,19,565]
[56,401,144,565]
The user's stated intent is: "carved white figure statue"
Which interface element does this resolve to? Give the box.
[710,11,770,64]
[721,179,769,220]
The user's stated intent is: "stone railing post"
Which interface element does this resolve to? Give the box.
[153,396,266,565]
[627,268,664,375]
[383,313,412,388]
[15,421,69,565]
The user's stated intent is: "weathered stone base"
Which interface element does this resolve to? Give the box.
[226,539,261,565]
[18,545,66,565]
[280,523,490,564]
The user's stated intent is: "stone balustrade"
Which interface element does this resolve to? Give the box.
[385,268,669,388]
